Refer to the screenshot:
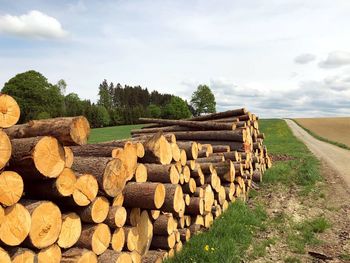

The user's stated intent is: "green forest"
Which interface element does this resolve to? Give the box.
[1,70,216,128]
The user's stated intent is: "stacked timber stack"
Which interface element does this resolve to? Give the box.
[0,92,271,263]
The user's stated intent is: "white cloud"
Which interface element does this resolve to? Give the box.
[0,10,68,39]
[294,53,316,64]
[319,51,350,68]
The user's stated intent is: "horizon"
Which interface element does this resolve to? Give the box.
[1,0,350,118]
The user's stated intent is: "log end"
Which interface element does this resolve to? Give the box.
[38,244,61,263]
[56,168,77,196]
[103,158,128,197]
[73,174,98,206]
[58,212,82,249]
[92,223,111,255]
[70,116,90,145]
[0,130,11,170]
[0,94,20,128]
[0,171,23,206]
[91,196,109,223]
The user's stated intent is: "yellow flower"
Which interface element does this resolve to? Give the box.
[211,247,215,251]
[204,245,209,251]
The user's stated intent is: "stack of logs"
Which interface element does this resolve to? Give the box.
[0,93,271,263]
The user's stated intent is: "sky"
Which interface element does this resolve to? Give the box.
[0,0,350,118]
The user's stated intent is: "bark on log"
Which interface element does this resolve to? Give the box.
[188,108,247,121]
[179,228,191,242]
[0,171,23,206]
[123,182,165,210]
[21,200,62,249]
[76,223,111,255]
[10,136,65,178]
[196,156,224,163]
[186,197,204,215]
[150,233,176,250]
[0,203,31,246]
[176,141,198,160]
[182,178,197,194]
[57,212,82,249]
[143,164,179,184]
[212,145,230,153]
[104,206,127,228]
[71,144,116,157]
[153,214,175,235]
[111,227,125,252]
[0,130,11,170]
[4,116,90,145]
[139,133,172,165]
[72,157,127,197]
[166,130,246,142]
[98,249,132,263]
[61,248,97,263]
[0,94,20,128]
[76,196,109,223]
[141,251,164,263]
[189,140,252,152]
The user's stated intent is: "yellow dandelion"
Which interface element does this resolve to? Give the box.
[204,245,209,251]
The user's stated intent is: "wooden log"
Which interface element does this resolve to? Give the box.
[61,248,97,263]
[98,249,132,263]
[180,149,187,166]
[149,210,160,221]
[182,165,191,183]
[112,142,139,180]
[76,223,111,255]
[24,168,76,200]
[64,146,74,168]
[214,161,235,183]
[0,94,20,128]
[126,208,141,227]
[223,183,235,201]
[215,186,226,205]
[182,178,197,194]
[203,185,215,213]
[8,247,36,263]
[72,173,98,206]
[4,116,90,145]
[0,130,11,170]
[104,206,127,228]
[124,226,139,251]
[72,157,127,197]
[10,136,65,178]
[150,233,176,250]
[204,213,214,228]
[0,203,31,246]
[134,163,147,182]
[0,171,23,206]
[135,210,153,256]
[143,164,179,184]
[38,244,61,263]
[196,155,224,163]
[153,214,175,235]
[21,200,62,249]
[123,182,165,210]
[171,142,180,162]
[189,224,203,235]
[212,145,230,153]
[111,227,125,252]
[71,144,116,157]
[190,140,252,152]
[57,212,82,249]
[166,130,246,142]
[188,108,247,121]
[252,169,262,182]
[141,250,164,263]
[139,133,172,165]
[128,251,141,263]
[176,141,199,160]
[161,184,184,214]
[178,228,190,242]
[0,247,10,263]
[112,192,124,207]
[76,196,109,223]
[186,197,204,215]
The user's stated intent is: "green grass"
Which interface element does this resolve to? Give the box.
[88,124,143,143]
[292,119,350,151]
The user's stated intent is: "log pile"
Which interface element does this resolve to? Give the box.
[0,94,271,262]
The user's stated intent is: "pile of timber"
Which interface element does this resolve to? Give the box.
[0,93,271,263]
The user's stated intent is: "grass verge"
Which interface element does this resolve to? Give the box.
[169,119,325,262]
[88,124,143,143]
[292,119,350,151]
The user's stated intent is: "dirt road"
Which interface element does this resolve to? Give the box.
[285,119,350,188]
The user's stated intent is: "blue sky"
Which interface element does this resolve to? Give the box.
[1,0,350,117]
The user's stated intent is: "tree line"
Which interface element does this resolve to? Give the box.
[1,70,216,128]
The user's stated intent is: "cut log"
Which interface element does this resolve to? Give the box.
[182,165,191,183]
[182,178,197,194]
[143,164,179,184]
[24,168,76,200]
[98,249,132,263]
[191,140,252,152]
[212,145,230,153]
[5,116,90,145]
[176,141,199,160]
[38,244,61,263]
[150,233,175,250]
[64,146,74,168]
[196,156,224,163]
[189,224,203,235]
[141,250,164,263]
[0,94,20,128]
[184,194,191,206]
[0,207,4,225]
[139,133,172,165]
[21,200,62,249]
[252,169,262,182]
[161,184,184,213]
[8,248,36,263]
[0,130,11,170]
[188,108,247,121]
[76,196,109,223]
[71,144,116,157]
[111,227,125,252]
[113,142,138,180]
[112,192,124,207]
[204,213,214,228]
[126,208,141,227]
[104,206,127,228]
[72,157,127,197]
[186,160,196,170]
[76,223,111,255]
[215,186,226,205]
[61,248,97,263]
[124,226,139,251]
[180,149,187,166]
[129,251,142,263]
[214,161,235,182]
[134,163,147,182]
[149,210,160,221]
[178,228,190,242]
[0,203,31,246]
[171,142,180,162]
[223,183,235,201]
[186,197,204,215]
[72,173,98,206]
[123,182,165,210]
[0,171,23,206]
[135,210,153,256]
[10,136,65,178]
[0,247,10,263]
[153,214,175,235]
[203,185,215,213]
[58,212,82,249]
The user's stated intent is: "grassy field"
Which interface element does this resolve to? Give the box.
[88,124,143,143]
[294,117,350,149]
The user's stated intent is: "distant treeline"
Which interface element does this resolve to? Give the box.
[1,70,194,128]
